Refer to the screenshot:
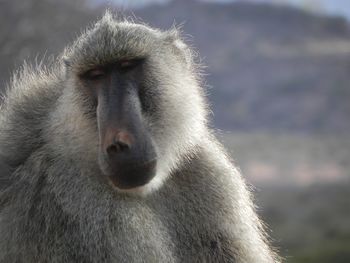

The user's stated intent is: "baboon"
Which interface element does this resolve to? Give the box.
[0,13,279,262]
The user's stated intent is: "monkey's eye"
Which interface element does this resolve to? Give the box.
[119,59,143,71]
[83,68,106,80]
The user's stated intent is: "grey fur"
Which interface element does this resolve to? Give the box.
[0,12,279,262]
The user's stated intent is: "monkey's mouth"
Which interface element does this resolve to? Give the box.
[105,159,157,190]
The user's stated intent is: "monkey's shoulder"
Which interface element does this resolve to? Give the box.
[147,146,241,261]
[159,142,242,220]
[169,142,241,192]
[0,63,63,171]
[1,63,63,116]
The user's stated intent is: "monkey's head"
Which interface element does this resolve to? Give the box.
[59,13,207,195]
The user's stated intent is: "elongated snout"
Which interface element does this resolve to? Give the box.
[96,75,157,189]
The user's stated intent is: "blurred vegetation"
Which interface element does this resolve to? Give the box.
[223,133,350,262]
[258,183,350,263]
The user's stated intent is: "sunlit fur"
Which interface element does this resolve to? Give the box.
[0,12,279,262]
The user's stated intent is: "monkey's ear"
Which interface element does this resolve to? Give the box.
[164,29,193,68]
[61,56,72,77]
[62,56,71,68]
[163,26,181,44]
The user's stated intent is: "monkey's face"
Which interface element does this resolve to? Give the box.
[78,59,158,190]
[62,15,207,195]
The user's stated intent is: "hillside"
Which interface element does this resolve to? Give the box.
[1,0,350,132]
[0,0,95,88]
[133,0,350,132]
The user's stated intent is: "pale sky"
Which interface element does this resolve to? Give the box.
[100,0,350,20]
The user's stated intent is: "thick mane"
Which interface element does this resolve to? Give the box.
[0,12,279,263]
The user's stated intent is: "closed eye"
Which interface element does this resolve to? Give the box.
[119,58,144,71]
[83,68,106,80]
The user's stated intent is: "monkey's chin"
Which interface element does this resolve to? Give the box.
[103,159,164,196]
[106,169,168,197]
[108,173,154,190]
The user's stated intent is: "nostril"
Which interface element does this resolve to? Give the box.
[106,144,117,155]
[106,140,130,155]
[116,140,130,151]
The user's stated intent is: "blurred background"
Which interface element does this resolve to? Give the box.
[0,0,349,261]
